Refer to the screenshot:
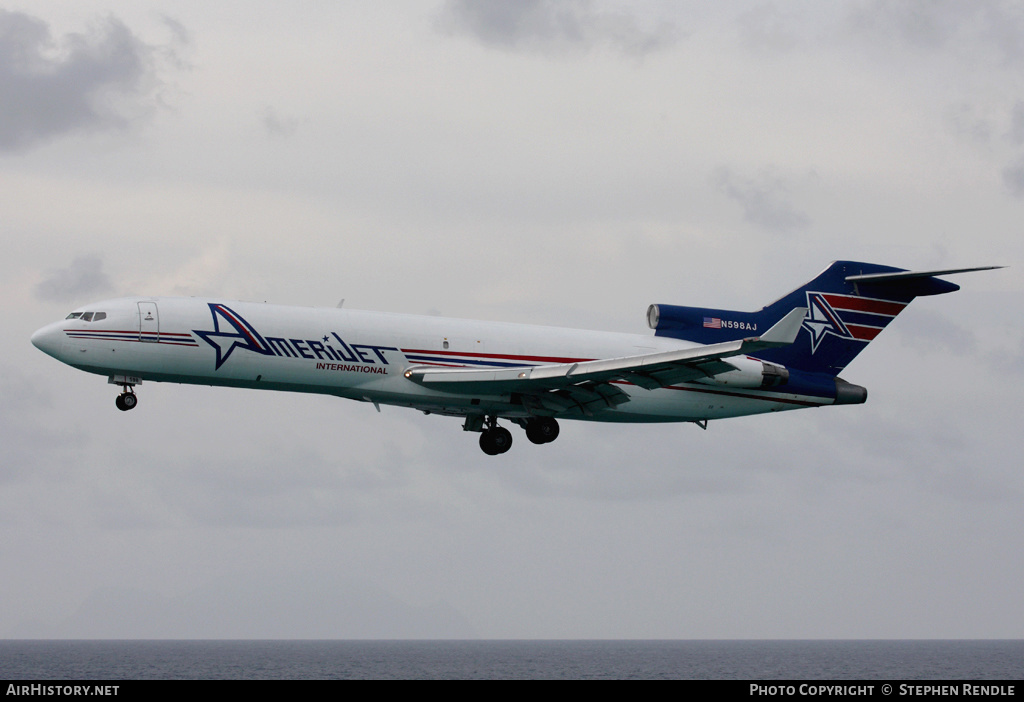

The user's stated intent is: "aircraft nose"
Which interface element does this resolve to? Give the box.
[31,322,64,358]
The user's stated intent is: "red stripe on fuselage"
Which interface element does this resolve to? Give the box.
[400,348,590,364]
[63,329,193,337]
[407,361,472,368]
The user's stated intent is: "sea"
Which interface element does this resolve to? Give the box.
[1,640,1022,680]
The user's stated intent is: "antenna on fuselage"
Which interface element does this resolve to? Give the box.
[337,299,345,308]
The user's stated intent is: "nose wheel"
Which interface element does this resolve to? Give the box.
[115,387,138,411]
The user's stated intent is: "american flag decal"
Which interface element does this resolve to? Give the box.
[703,317,722,329]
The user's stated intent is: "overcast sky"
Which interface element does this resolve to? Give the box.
[2,1,1022,639]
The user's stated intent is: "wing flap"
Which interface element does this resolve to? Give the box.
[521,382,632,417]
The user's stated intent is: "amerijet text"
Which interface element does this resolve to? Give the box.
[265,333,398,366]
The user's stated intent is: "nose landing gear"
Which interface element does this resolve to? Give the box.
[115,386,137,411]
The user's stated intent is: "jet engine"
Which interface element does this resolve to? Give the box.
[699,355,790,389]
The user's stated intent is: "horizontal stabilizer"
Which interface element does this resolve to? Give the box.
[845,265,1004,284]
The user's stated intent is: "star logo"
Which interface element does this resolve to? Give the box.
[193,304,274,370]
[802,292,853,354]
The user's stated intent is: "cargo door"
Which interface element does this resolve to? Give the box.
[138,302,159,342]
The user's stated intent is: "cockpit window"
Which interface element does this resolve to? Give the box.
[65,311,107,322]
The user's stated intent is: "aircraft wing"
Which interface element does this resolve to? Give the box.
[404,307,806,416]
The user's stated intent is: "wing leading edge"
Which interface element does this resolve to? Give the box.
[403,307,806,416]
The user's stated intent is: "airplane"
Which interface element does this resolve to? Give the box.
[31,261,1000,455]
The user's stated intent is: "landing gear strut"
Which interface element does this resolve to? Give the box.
[115,385,137,412]
[479,416,513,455]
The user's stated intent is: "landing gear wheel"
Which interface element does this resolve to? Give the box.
[116,392,137,412]
[525,418,560,444]
[479,426,513,455]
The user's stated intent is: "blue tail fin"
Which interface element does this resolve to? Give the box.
[648,261,972,376]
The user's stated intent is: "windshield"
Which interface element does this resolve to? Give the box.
[65,311,107,322]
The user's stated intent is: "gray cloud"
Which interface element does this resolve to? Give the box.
[1008,102,1024,145]
[34,255,114,303]
[436,0,681,56]
[945,102,1024,196]
[159,15,192,52]
[13,571,475,638]
[944,102,995,144]
[713,167,810,232]
[4,3,1022,644]
[736,4,801,54]
[846,1,1024,65]
[0,10,163,151]
[1001,158,1024,197]
[1005,331,1024,374]
[0,367,81,483]
[261,106,299,138]
[893,307,977,357]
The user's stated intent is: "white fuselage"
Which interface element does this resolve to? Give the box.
[31,296,830,424]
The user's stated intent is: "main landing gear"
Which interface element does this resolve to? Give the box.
[524,417,559,445]
[471,416,561,455]
[479,424,513,456]
[115,385,138,412]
